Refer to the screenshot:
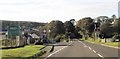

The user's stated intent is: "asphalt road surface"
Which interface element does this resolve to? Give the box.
[44,39,119,59]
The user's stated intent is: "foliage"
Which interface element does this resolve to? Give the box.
[2,20,46,31]
[43,20,65,39]
[76,17,94,37]
[112,19,120,34]
[55,34,65,42]
[99,22,113,38]
[64,21,75,33]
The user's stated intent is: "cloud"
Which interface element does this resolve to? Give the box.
[0,0,44,5]
[0,0,119,22]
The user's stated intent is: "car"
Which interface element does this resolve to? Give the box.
[48,40,56,44]
[115,39,119,42]
[112,35,120,42]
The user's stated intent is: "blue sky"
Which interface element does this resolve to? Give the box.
[0,0,119,22]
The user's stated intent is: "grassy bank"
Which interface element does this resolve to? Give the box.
[2,45,44,58]
[104,42,120,47]
[82,38,120,47]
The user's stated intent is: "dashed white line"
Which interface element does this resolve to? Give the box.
[92,50,97,53]
[79,41,87,47]
[97,53,104,58]
[89,47,92,50]
[79,41,104,58]
[46,41,104,59]
[84,45,88,47]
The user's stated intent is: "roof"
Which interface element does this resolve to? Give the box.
[30,33,39,38]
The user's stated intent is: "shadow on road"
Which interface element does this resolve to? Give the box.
[45,44,73,46]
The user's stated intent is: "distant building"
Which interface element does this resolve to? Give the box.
[31,33,39,39]
[118,1,120,18]
[30,33,40,43]
[0,31,7,40]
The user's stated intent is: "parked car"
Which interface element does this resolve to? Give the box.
[46,39,55,44]
[112,35,120,42]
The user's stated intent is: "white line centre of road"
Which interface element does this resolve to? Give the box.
[89,47,92,50]
[92,50,97,53]
[79,41,87,47]
[97,53,104,58]
[79,41,104,58]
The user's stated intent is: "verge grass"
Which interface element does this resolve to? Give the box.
[2,45,44,57]
[81,38,120,47]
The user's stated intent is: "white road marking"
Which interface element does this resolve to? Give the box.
[79,41,104,58]
[44,46,68,59]
[46,41,104,59]
[84,45,88,47]
[89,47,92,50]
[97,53,104,58]
[79,41,87,47]
[92,50,97,53]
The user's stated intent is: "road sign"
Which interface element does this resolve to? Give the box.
[8,25,21,38]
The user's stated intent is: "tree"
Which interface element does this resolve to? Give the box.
[64,21,75,38]
[99,22,113,38]
[111,14,116,20]
[70,19,75,25]
[112,19,120,35]
[64,21,75,33]
[97,16,109,23]
[76,17,95,37]
[48,20,65,39]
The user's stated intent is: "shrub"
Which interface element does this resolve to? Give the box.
[55,34,65,42]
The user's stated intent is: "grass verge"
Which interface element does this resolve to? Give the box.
[2,45,44,58]
[104,42,120,47]
[82,38,120,47]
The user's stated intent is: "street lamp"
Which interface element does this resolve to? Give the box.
[48,29,51,39]
[43,30,47,44]
[94,19,98,40]
[43,30,46,33]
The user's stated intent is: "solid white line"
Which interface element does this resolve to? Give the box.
[44,46,67,59]
[97,53,104,58]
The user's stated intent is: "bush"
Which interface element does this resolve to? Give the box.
[55,35,61,42]
[55,34,65,42]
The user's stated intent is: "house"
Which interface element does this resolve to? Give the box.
[30,33,40,43]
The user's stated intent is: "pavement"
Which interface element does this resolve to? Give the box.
[43,39,119,59]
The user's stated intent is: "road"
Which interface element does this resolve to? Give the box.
[44,39,119,59]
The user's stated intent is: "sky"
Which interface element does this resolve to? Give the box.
[0,0,119,22]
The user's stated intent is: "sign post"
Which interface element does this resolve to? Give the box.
[8,26,21,38]
[8,25,21,47]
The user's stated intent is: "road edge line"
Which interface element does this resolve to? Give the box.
[44,46,67,59]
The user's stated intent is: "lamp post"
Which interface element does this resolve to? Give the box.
[94,20,97,41]
[48,29,51,40]
[43,30,47,44]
